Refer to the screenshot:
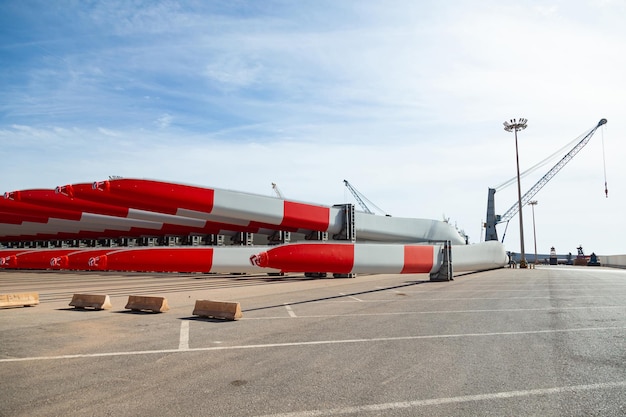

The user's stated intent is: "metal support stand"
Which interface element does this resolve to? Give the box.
[117,238,136,247]
[268,230,291,245]
[305,231,328,241]
[233,232,253,246]
[330,203,356,278]
[206,234,225,246]
[138,237,158,246]
[430,240,453,281]
[332,203,356,243]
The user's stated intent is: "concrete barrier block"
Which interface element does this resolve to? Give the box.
[69,294,112,310]
[0,292,39,308]
[125,295,169,313]
[193,299,242,320]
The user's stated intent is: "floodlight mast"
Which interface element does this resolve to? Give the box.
[504,118,529,269]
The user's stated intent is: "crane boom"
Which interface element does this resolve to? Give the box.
[343,180,373,214]
[343,180,389,215]
[271,182,284,199]
[485,118,607,242]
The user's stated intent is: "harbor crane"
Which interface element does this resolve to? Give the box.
[485,118,607,242]
[271,182,285,199]
[343,180,389,216]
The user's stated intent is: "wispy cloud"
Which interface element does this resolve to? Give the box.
[0,0,624,254]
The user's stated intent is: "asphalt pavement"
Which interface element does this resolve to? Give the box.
[1,266,624,416]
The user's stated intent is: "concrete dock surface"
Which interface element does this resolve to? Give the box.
[1,266,625,416]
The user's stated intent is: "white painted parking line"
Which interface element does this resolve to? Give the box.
[178,321,189,350]
[422,295,618,300]
[339,292,362,302]
[313,295,624,302]
[246,305,626,320]
[255,381,626,417]
[401,289,626,293]
[284,303,297,318]
[1,326,623,363]
[451,283,626,286]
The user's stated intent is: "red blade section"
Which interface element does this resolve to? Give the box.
[0,198,82,221]
[1,184,259,240]
[401,245,435,273]
[64,181,273,234]
[60,248,118,270]
[6,189,129,217]
[280,201,330,232]
[0,212,53,225]
[11,249,82,270]
[93,247,214,273]
[0,249,33,268]
[66,179,214,215]
[67,179,331,234]
[251,243,354,273]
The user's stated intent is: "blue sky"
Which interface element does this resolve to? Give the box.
[1,0,625,255]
